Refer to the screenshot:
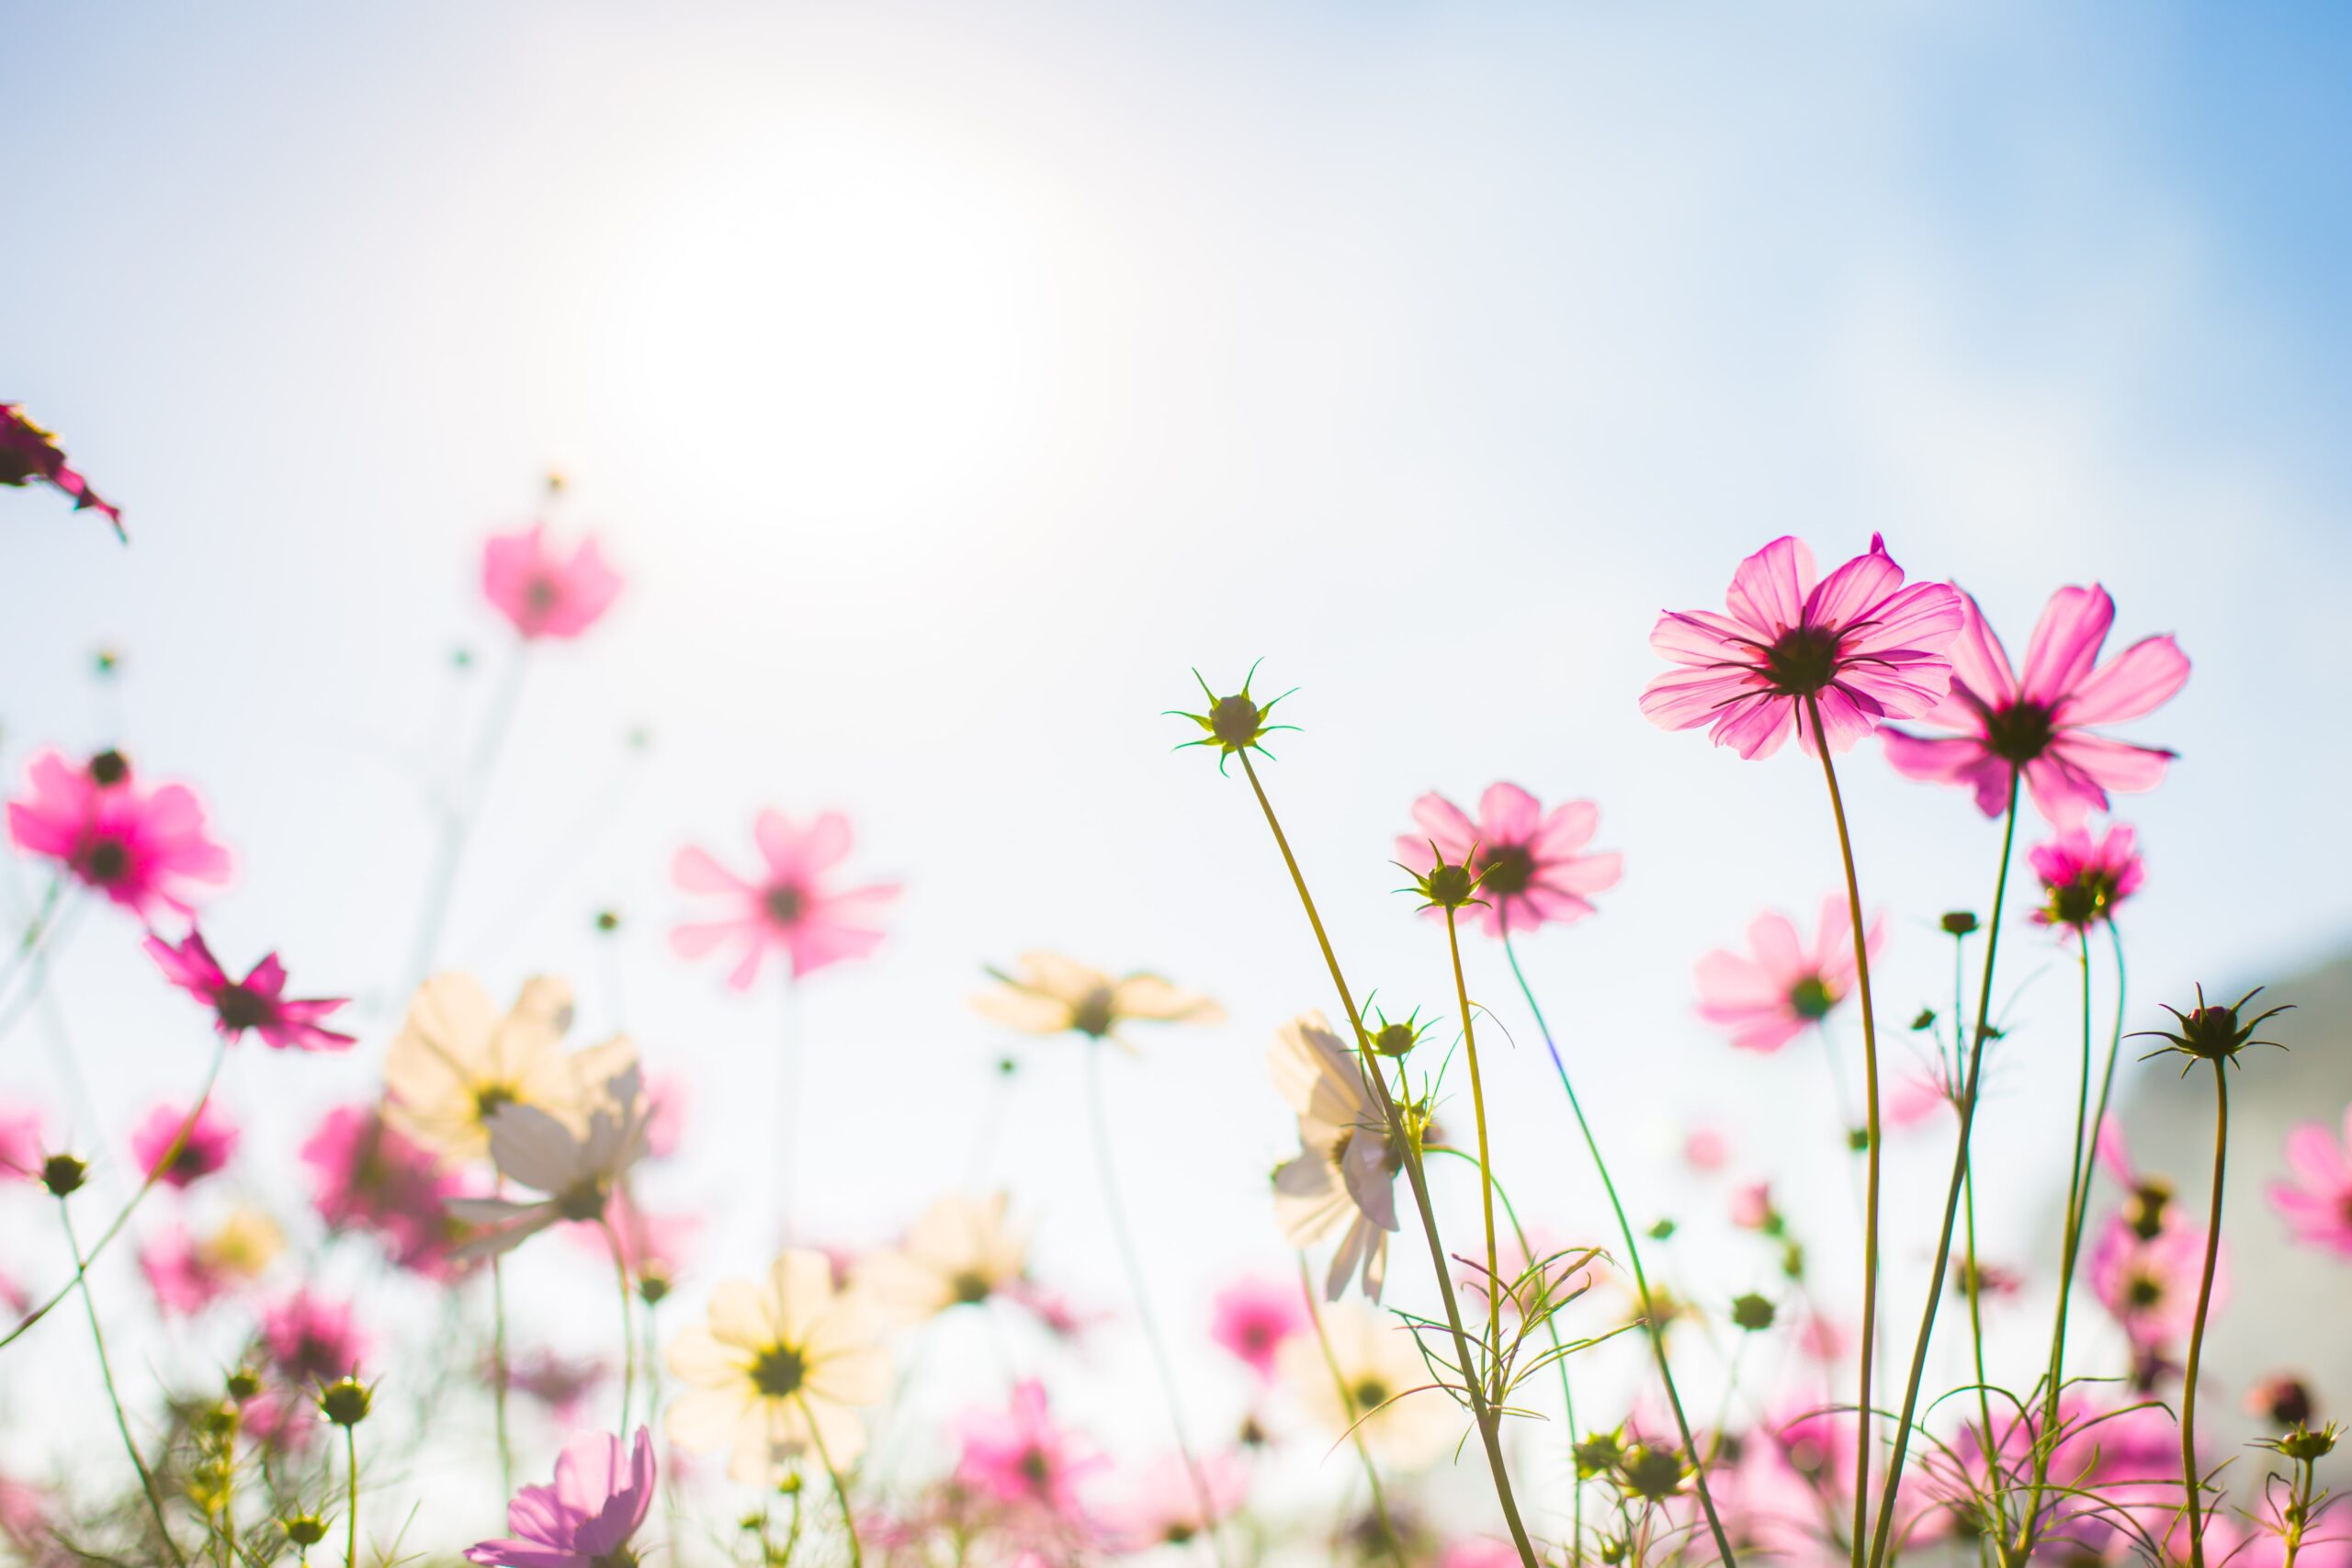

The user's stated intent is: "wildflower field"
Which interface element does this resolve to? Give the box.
[6,7,2352,1568]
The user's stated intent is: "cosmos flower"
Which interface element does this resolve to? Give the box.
[130,1100,239,1189]
[0,405,123,538]
[972,953,1224,1050]
[2090,1213,2225,1348]
[143,930,354,1052]
[2268,1105,2352,1260]
[953,1380,1109,1518]
[1880,585,2189,827]
[1694,896,1885,1053]
[1101,1451,1248,1553]
[670,809,899,989]
[2030,822,2145,932]
[465,1428,655,1568]
[1394,784,1622,939]
[855,1190,1030,1324]
[447,1061,654,1260]
[481,524,623,641]
[300,1105,469,1277]
[382,973,630,1162]
[258,1289,368,1404]
[1208,1277,1307,1383]
[495,1348,607,1428]
[1269,1011,1399,1302]
[581,1188,699,1299]
[1639,534,1964,759]
[664,1249,892,1484]
[1275,1301,1454,1469]
[140,1208,281,1316]
[0,1102,43,1181]
[7,749,231,919]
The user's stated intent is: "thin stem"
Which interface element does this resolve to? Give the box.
[2017,934,2098,1550]
[1869,770,2020,1568]
[1236,753,1541,1568]
[605,1220,637,1434]
[64,1203,187,1568]
[491,1247,514,1496]
[2077,922,2132,1234]
[1442,909,1505,1382]
[1083,1043,1229,1568]
[1804,698,1883,1568]
[404,646,527,990]
[1501,925,1737,1568]
[345,1423,360,1568]
[1299,1254,1408,1568]
[1953,932,2000,1529]
[2181,1060,2230,1568]
[805,1398,863,1568]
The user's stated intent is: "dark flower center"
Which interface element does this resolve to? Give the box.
[1981,701,2056,766]
[87,750,130,787]
[215,986,271,1033]
[1069,986,1116,1038]
[525,575,560,613]
[950,1269,992,1304]
[763,884,806,927]
[1018,1446,1053,1491]
[1762,624,1844,696]
[1475,841,1534,896]
[750,1344,807,1398]
[2127,1180,2172,1241]
[2126,1274,2163,1310]
[82,837,131,885]
[555,1179,608,1224]
[1788,975,1836,1021]
[473,1084,516,1121]
[1351,1378,1388,1411]
[1788,1436,1826,1478]
[2046,874,2113,928]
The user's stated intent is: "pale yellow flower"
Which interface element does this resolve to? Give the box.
[447,1061,653,1260]
[1277,1301,1455,1470]
[382,973,632,1163]
[665,1250,891,1484]
[1269,1011,1399,1302]
[197,1205,282,1281]
[972,953,1223,1051]
[854,1191,1029,1324]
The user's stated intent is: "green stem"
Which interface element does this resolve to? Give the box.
[64,1203,186,1567]
[1299,1254,1408,1568]
[345,1423,360,1568]
[492,1248,514,1497]
[605,1220,637,1435]
[806,1399,863,1568]
[2015,934,2097,1553]
[2181,1061,2229,1568]
[1867,770,2020,1568]
[1442,909,1506,1385]
[1500,925,1737,1568]
[1236,753,1540,1568]
[1953,932,2001,1536]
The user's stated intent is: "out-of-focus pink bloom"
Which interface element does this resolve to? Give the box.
[573,1188,699,1292]
[1393,784,1622,939]
[144,930,353,1053]
[1728,1182,1776,1231]
[2030,822,2145,932]
[0,1266,27,1316]
[1006,1280,1102,1342]
[2269,1104,2352,1259]
[670,809,899,988]
[130,1100,239,1189]
[1640,534,1963,760]
[1880,585,2188,827]
[481,524,623,641]
[7,749,231,919]
[641,1069,688,1160]
[0,1102,42,1180]
[954,1380,1109,1519]
[1208,1278,1307,1382]
[1438,1542,1521,1568]
[466,1427,655,1568]
[2037,1398,2183,1557]
[1886,1063,1955,1130]
[2090,1213,2224,1348]
[1794,1313,1849,1364]
[1694,896,1885,1053]
[1683,1125,1730,1171]
[259,1289,368,1392]
[0,405,123,538]
[140,1224,231,1315]
[300,1106,467,1277]
[497,1348,607,1427]
[0,1472,51,1546]
[1100,1452,1247,1552]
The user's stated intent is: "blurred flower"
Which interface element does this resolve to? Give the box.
[1682,1125,1730,1171]
[144,930,353,1052]
[300,1104,469,1277]
[0,1102,43,1180]
[1209,1277,1307,1382]
[141,1222,232,1315]
[954,1379,1108,1518]
[130,1100,239,1189]
[2030,822,2145,932]
[1438,1543,1521,1568]
[1728,1182,1777,1232]
[481,524,622,641]
[1269,1011,1398,1302]
[2090,1212,2225,1348]
[465,1427,654,1568]
[2245,1374,2315,1430]
[670,809,899,988]
[2268,1104,2352,1258]
[1394,784,1622,939]
[1639,534,1963,759]
[855,1190,1029,1324]
[1881,584,2188,827]
[449,1062,654,1259]
[7,748,231,919]
[665,1249,891,1484]
[383,973,628,1162]
[1694,896,1884,1053]
[498,1347,606,1427]
[1101,1450,1248,1552]
[1277,1301,1453,1469]
[0,404,123,537]
[585,1188,698,1299]
[259,1289,368,1394]
[972,953,1223,1050]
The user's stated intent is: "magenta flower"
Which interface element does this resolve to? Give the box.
[481,524,623,641]
[1,404,123,539]
[2268,1105,2352,1259]
[466,1427,655,1568]
[299,1105,468,1277]
[1394,784,1622,938]
[0,1102,42,1182]
[1693,896,1886,1053]
[144,930,354,1053]
[259,1288,368,1389]
[1208,1277,1308,1382]
[130,1100,240,1190]
[140,1224,230,1316]
[2029,822,2145,931]
[1640,535,1964,759]
[497,1348,608,1427]
[7,749,231,919]
[1102,1452,1247,1552]
[2089,1213,2224,1348]
[1880,585,2188,826]
[954,1380,1109,1518]
[1439,1545,1522,1568]
[1728,1181,1775,1231]
[671,809,899,988]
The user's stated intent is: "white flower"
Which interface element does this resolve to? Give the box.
[973,952,1224,1050]
[383,973,633,1163]
[854,1190,1030,1324]
[1269,1011,1399,1302]
[447,1059,652,1260]
[1277,1300,1455,1470]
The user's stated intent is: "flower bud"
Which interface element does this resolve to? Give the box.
[2278,1424,2338,1462]
[1619,1444,1689,1501]
[1573,1432,1624,1478]
[318,1376,371,1427]
[1730,1293,1776,1332]
[40,1153,86,1198]
[1939,911,1979,936]
[226,1368,262,1403]
[87,749,130,787]
[284,1516,329,1548]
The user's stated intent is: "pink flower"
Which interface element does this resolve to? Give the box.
[573,1188,698,1292]
[2269,1105,2352,1259]
[1880,585,2188,826]
[300,1106,468,1277]
[259,1289,368,1390]
[1101,1452,1248,1551]
[1694,896,1886,1053]
[481,525,623,641]
[670,809,899,988]
[1439,1545,1522,1568]
[0,1102,42,1181]
[2090,1212,2224,1348]
[1393,784,1622,938]
[1682,1125,1730,1171]
[1887,1062,1956,1130]
[7,749,231,919]
[130,1100,240,1189]
[140,1224,231,1315]
[1640,534,1964,759]
[144,930,354,1052]
[2029,822,2145,931]
[954,1380,1109,1519]
[466,1428,655,1568]
[496,1348,607,1427]
[1209,1278,1306,1382]
[0,404,123,538]
[1728,1182,1776,1231]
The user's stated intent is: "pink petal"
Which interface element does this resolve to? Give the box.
[2061,634,2189,727]
[1650,608,1756,668]
[2017,586,2115,705]
[671,845,748,895]
[1531,800,1599,858]
[1638,666,1756,733]
[1945,589,2019,707]
[1803,542,1903,633]
[1724,536,1816,635]
[1543,850,1622,896]
[1715,692,1798,759]
[1408,792,1479,860]
[1476,783,1541,846]
[2282,1123,2350,1193]
[1746,911,1808,988]
[1695,951,1781,1010]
